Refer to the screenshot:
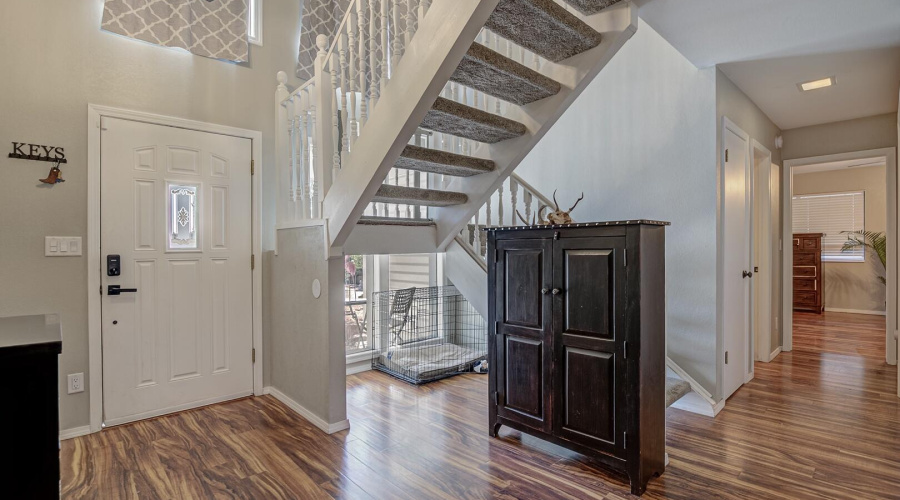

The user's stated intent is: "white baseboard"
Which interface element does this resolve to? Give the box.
[824,307,886,316]
[769,346,783,361]
[264,386,350,434]
[665,356,724,418]
[347,360,372,376]
[59,425,92,441]
[669,391,725,417]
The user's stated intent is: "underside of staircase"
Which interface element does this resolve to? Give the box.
[340,0,637,255]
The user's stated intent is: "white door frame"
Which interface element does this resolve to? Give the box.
[781,147,897,367]
[751,140,774,363]
[719,117,754,398]
[87,104,264,433]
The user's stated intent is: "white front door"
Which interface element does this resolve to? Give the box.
[100,117,253,426]
[723,124,751,400]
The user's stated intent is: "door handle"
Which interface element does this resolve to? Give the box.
[541,288,549,295]
[742,271,753,279]
[108,285,138,295]
[551,288,562,295]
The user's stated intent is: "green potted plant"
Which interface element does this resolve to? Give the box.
[841,230,887,284]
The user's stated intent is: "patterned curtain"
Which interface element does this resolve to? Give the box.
[297,0,352,81]
[101,0,249,63]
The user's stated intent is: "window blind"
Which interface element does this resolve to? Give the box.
[792,191,865,262]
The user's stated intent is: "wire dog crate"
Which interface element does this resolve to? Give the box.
[371,285,487,384]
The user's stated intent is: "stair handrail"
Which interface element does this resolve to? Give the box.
[276,0,432,227]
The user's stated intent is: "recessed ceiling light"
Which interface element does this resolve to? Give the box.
[798,77,835,92]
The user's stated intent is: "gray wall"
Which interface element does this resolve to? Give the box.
[782,113,898,161]
[269,227,347,425]
[794,166,888,313]
[715,69,784,367]
[515,19,719,393]
[0,0,301,430]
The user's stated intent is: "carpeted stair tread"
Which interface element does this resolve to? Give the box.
[450,42,562,105]
[485,0,604,62]
[374,184,468,207]
[421,97,527,144]
[358,216,436,227]
[564,0,623,16]
[396,145,495,177]
[665,377,692,408]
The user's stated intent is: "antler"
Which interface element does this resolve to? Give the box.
[568,192,584,212]
[515,209,533,226]
[552,189,560,211]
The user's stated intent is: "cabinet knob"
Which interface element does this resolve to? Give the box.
[552,288,562,295]
[541,288,549,295]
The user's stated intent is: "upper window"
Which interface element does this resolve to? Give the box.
[792,191,865,262]
[248,0,263,46]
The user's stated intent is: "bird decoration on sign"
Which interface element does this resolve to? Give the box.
[39,161,65,184]
[516,190,583,226]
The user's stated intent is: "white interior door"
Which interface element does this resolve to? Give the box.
[100,117,253,426]
[723,123,751,400]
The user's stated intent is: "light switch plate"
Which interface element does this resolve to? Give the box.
[45,237,82,257]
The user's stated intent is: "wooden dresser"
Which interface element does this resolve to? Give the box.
[485,221,668,496]
[793,233,824,313]
[0,314,62,499]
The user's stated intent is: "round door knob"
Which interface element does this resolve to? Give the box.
[112,320,118,325]
[541,288,549,295]
[552,288,562,295]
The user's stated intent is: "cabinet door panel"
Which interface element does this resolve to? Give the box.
[553,236,626,455]
[495,238,553,433]
[564,348,615,443]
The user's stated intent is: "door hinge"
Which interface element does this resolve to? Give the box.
[494,248,498,262]
[250,159,255,175]
[623,249,627,267]
[251,254,255,270]
[623,341,628,359]
[725,351,729,364]
[623,431,627,449]
[252,348,256,363]
[554,231,560,240]
[725,149,729,162]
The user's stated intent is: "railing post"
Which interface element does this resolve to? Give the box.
[276,71,290,226]
[314,34,335,204]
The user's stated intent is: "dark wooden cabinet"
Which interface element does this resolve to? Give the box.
[486,222,668,496]
[0,315,63,499]
[793,233,824,313]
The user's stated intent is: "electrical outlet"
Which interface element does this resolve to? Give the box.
[67,373,84,394]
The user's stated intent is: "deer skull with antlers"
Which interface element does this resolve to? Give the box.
[516,190,584,226]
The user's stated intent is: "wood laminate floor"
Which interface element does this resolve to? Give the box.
[62,312,899,499]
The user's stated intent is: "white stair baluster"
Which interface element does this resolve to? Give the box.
[473,211,481,258]
[380,0,389,89]
[405,0,416,46]
[525,191,533,224]
[391,0,402,71]
[497,184,504,227]
[339,32,350,167]
[509,177,518,226]
[300,89,311,219]
[357,1,368,129]
[287,104,296,224]
[369,0,380,110]
[348,8,358,150]
[330,51,341,182]
[486,193,492,228]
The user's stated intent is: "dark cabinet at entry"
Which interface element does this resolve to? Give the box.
[486,222,668,496]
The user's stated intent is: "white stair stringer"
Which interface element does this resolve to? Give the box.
[666,357,724,417]
[323,0,502,250]
[433,2,638,249]
[445,236,489,319]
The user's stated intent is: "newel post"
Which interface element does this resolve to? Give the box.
[275,71,290,226]
[314,34,336,208]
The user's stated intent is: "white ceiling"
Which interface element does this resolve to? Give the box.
[635,0,900,130]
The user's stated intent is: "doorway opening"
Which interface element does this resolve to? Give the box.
[782,148,898,369]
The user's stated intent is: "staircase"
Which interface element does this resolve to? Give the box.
[275,0,638,254]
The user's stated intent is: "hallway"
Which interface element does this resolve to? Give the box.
[61,312,898,499]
